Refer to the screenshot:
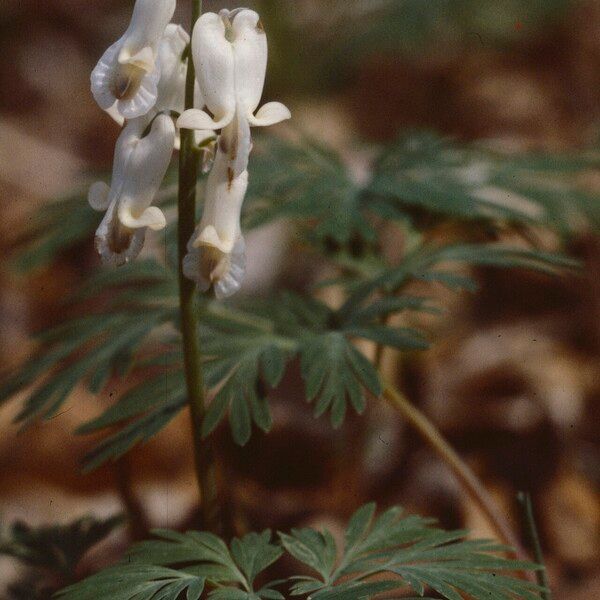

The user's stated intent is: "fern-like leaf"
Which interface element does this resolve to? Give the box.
[281,503,543,599]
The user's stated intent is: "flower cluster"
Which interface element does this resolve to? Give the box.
[89,1,290,297]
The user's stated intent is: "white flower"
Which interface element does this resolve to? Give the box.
[177,9,291,176]
[91,0,176,120]
[89,114,175,266]
[183,145,248,299]
[154,24,214,150]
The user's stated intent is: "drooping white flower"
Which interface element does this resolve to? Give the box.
[183,145,248,299]
[89,114,175,266]
[91,0,176,120]
[177,9,291,176]
[154,24,214,150]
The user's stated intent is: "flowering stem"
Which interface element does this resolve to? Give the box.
[178,0,220,533]
[382,381,529,561]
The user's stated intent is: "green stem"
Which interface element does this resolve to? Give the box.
[383,381,529,561]
[518,492,552,599]
[178,0,220,533]
[114,456,149,540]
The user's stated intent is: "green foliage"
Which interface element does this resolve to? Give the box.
[246,135,373,244]
[369,132,600,234]
[14,191,100,272]
[282,503,543,599]
[258,0,571,93]
[15,134,595,276]
[199,291,394,439]
[0,515,122,577]
[200,308,292,446]
[79,368,187,473]
[0,258,177,427]
[56,565,207,600]
[58,530,284,600]
[1,131,587,462]
[55,505,542,600]
[341,242,580,313]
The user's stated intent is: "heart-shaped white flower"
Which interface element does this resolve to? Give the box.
[177,9,291,177]
[183,145,248,298]
[91,0,176,120]
[89,114,175,266]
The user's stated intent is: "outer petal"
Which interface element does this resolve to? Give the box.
[248,101,291,127]
[193,147,248,251]
[115,66,161,120]
[88,182,112,211]
[183,236,246,299]
[192,12,235,125]
[183,144,249,297]
[91,38,124,110]
[91,0,175,119]
[231,10,267,115]
[178,108,232,131]
[89,117,140,219]
[104,103,126,126]
[120,0,177,61]
[214,236,246,299]
[118,114,175,231]
[95,197,147,266]
[219,111,252,177]
[155,24,189,114]
[122,46,155,72]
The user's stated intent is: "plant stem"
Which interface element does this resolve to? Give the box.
[114,456,150,540]
[382,381,528,560]
[518,492,552,598]
[178,0,220,533]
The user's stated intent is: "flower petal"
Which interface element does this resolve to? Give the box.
[122,0,177,57]
[178,108,232,131]
[91,39,124,110]
[183,236,246,299]
[115,66,161,119]
[104,102,125,126]
[192,147,248,251]
[231,10,267,115]
[193,224,231,253]
[119,205,167,231]
[248,101,291,127]
[192,12,236,124]
[95,198,146,266]
[91,0,175,118]
[88,182,112,211]
[118,114,175,230]
[218,111,252,177]
[214,236,246,299]
[121,46,155,72]
[155,24,189,114]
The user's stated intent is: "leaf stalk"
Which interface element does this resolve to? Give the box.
[518,491,552,599]
[382,381,529,561]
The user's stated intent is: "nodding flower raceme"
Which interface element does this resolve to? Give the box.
[89,10,213,267]
[88,114,175,266]
[179,8,291,297]
[91,0,176,120]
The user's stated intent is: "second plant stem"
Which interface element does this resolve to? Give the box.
[383,381,529,561]
[178,0,220,533]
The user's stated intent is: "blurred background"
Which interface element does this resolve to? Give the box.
[0,0,599,598]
